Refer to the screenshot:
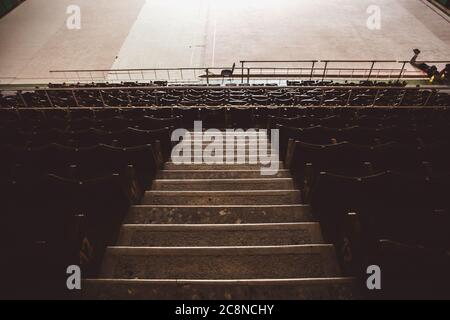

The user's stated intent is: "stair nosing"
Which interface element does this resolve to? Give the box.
[83,277,356,285]
[105,244,334,256]
[120,222,320,230]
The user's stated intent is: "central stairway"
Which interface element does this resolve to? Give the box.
[84,130,357,299]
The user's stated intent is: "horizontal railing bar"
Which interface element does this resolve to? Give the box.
[320,60,398,63]
[2,85,449,93]
[50,67,231,73]
[240,60,319,63]
[398,60,450,63]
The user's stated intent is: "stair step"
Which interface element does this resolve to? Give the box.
[82,277,358,300]
[164,162,284,170]
[124,204,313,224]
[157,170,290,179]
[99,245,341,279]
[152,178,294,191]
[143,190,301,205]
[117,223,323,247]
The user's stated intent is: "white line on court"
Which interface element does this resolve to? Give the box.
[211,18,217,67]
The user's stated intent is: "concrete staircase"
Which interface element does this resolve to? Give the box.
[83,130,357,299]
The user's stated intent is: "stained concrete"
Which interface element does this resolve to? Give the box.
[151,178,294,191]
[124,204,313,224]
[117,222,324,246]
[143,190,302,205]
[1,0,449,84]
[82,278,358,300]
[100,245,340,279]
[157,169,291,179]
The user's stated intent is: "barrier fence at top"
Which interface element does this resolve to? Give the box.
[48,60,450,85]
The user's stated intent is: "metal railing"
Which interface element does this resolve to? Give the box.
[47,59,450,85]
[2,85,449,109]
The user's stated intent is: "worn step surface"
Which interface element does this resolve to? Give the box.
[164,162,284,170]
[82,278,358,300]
[100,245,341,279]
[117,223,324,247]
[143,190,301,205]
[124,204,313,224]
[157,170,290,179]
[152,178,294,191]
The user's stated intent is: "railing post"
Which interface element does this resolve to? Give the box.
[372,88,380,107]
[310,61,316,81]
[346,89,353,106]
[18,91,28,107]
[423,90,434,106]
[126,91,132,107]
[398,89,406,107]
[367,61,375,81]
[321,61,328,81]
[206,68,210,85]
[247,68,250,85]
[99,90,106,108]
[44,90,54,108]
[72,90,79,107]
[320,87,325,106]
[241,61,245,84]
[397,61,407,82]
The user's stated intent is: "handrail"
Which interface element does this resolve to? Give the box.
[2,85,449,92]
[35,59,450,85]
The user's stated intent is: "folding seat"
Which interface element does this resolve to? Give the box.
[291,141,374,194]
[27,128,62,147]
[58,128,100,147]
[160,97,179,106]
[272,97,294,106]
[47,90,77,108]
[199,107,226,128]
[0,127,28,147]
[93,108,121,120]
[348,126,392,145]
[120,108,148,120]
[227,108,254,128]
[321,126,359,143]
[146,107,174,118]
[97,116,134,131]
[136,115,182,130]
[1,174,81,298]
[310,171,367,243]
[80,174,135,273]
[180,98,202,106]
[67,117,95,131]
[297,98,321,106]
[68,108,95,120]
[372,142,427,172]
[99,144,158,188]
[375,240,450,299]
[267,115,305,129]
[250,96,271,106]
[427,140,450,171]
[205,97,226,106]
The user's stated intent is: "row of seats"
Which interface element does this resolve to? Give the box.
[1,86,448,108]
[0,105,166,298]
[267,103,450,298]
[310,171,450,299]
[48,80,408,88]
[1,172,138,299]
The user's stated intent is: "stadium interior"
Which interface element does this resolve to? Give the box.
[0,0,449,300]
